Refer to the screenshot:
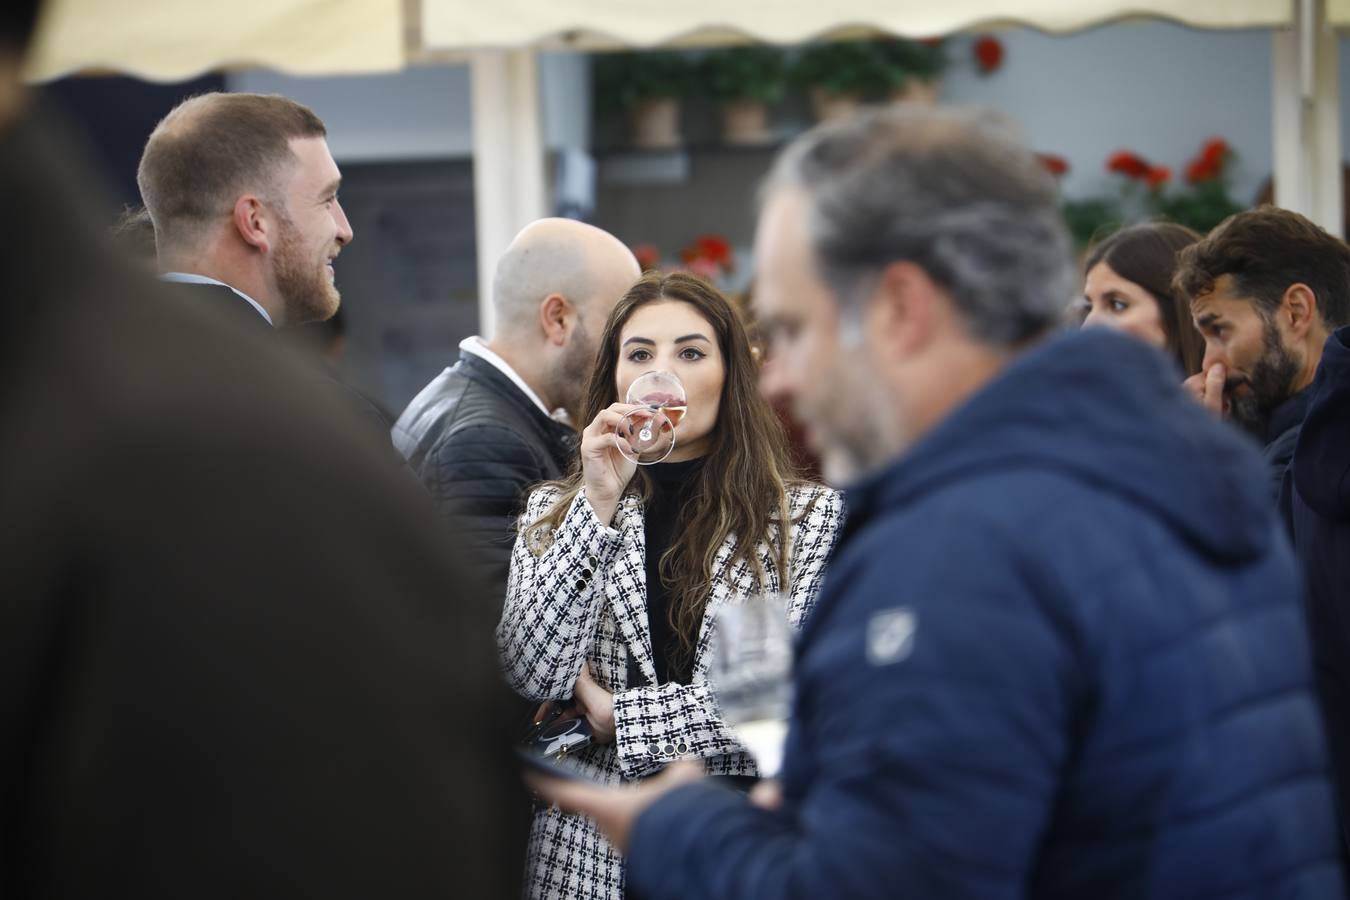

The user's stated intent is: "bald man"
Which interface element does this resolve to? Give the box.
[393,218,640,593]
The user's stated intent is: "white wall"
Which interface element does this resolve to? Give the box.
[227,50,589,163]
[938,23,1278,203]
[228,65,474,161]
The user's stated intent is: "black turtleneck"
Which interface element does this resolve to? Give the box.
[643,457,705,686]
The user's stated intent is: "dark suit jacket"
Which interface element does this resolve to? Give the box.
[392,351,576,596]
[1,112,525,898]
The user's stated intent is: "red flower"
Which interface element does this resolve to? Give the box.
[973,36,1004,74]
[681,234,734,271]
[1037,153,1069,177]
[1200,137,1229,166]
[1184,137,1230,184]
[1144,166,1171,190]
[632,243,661,271]
[1107,151,1152,180]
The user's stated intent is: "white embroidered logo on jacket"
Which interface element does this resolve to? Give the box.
[867,607,917,666]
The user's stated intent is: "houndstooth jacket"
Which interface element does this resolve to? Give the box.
[498,480,843,900]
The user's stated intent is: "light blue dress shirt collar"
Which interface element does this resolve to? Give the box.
[160,272,274,326]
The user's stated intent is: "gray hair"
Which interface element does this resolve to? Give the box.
[763,106,1075,347]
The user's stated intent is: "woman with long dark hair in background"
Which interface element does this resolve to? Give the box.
[1081,222,1205,375]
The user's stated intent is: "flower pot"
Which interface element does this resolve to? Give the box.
[630,97,681,149]
[721,99,772,145]
[810,89,863,123]
[891,79,940,107]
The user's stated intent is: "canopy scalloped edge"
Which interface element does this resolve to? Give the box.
[421,3,1298,52]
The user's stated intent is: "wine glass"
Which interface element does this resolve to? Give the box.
[706,595,794,778]
[616,370,686,465]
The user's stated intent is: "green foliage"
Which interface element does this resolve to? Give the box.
[593,51,692,113]
[697,46,788,104]
[791,39,946,97]
[1150,180,1245,234]
[877,38,948,87]
[791,40,888,97]
[1063,198,1125,250]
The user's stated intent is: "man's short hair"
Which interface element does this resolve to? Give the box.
[137,92,326,247]
[1173,206,1350,329]
[763,106,1074,348]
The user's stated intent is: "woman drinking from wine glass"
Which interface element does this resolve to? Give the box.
[498,271,843,900]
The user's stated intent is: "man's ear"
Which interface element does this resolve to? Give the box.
[231,195,271,253]
[1280,283,1320,339]
[869,260,938,358]
[539,294,570,346]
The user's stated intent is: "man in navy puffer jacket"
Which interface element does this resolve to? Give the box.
[534,108,1344,899]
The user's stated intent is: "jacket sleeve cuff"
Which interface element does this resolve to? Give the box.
[611,681,746,778]
[557,489,622,580]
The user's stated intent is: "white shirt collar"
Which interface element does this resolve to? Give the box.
[458,336,571,424]
[160,272,274,326]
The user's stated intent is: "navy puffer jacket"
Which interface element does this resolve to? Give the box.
[629,329,1343,899]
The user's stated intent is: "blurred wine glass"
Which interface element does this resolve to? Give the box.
[706,595,794,778]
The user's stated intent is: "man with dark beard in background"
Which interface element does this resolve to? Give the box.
[1174,207,1350,494]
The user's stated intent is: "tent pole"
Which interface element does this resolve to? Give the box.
[1272,0,1341,237]
[470,49,547,338]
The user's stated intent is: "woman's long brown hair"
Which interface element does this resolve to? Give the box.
[526,272,804,667]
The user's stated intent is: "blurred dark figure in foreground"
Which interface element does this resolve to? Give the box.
[289,308,395,426]
[110,204,156,266]
[136,90,392,443]
[1282,324,1350,853]
[534,108,1343,898]
[0,4,524,897]
[1174,207,1350,495]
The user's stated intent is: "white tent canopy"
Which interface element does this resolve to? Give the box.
[422,0,1294,48]
[24,0,406,83]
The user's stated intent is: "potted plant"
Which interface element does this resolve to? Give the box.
[791,40,891,121]
[878,38,948,106]
[593,51,692,149]
[697,45,787,145]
